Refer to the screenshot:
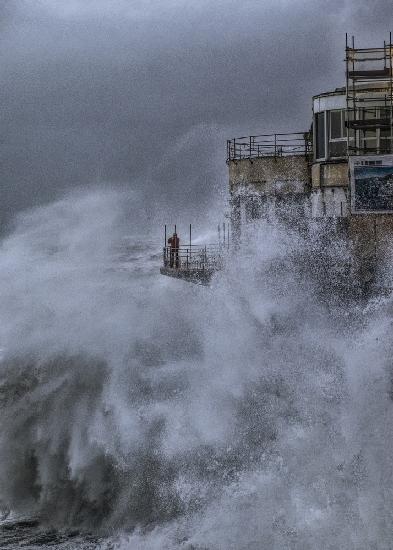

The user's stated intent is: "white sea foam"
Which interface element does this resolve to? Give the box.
[0,190,392,549]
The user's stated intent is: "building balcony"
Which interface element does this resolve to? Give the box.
[226,132,312,163]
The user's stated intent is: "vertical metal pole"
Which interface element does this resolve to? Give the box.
[346,33,349,156]
[274,134,277,159]
[223,222,226,246]
[227,223,230,250]
[164,224,167,267]
[249,136,252,159]
[389,31,393,153]
[384,39,386,69]
[218,224,221,245]
[172,225,176,269]
[189,224,192,259]
[352,35,357,154]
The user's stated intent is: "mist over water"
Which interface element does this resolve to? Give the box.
[0,190,393,549]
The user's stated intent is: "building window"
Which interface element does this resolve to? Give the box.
[379,107,392,154]
[380,126,392,153]
[315,112,326,160]
[329,110,347,158]
[352,107,392,154]
[361,129,377,153]
[330,110,343,139]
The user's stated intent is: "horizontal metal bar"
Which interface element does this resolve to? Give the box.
[230,132,306,140]
[346,47,393,53]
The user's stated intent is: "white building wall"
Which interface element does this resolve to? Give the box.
[313,93,346,114]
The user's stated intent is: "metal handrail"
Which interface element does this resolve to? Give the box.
[226,132,312,162]
[162,244,224,271]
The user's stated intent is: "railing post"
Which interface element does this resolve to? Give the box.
[164,225,167,267]
[249,136,252,158]
[274,134,277,159]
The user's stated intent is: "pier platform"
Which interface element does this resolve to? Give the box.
[161,243,223,285]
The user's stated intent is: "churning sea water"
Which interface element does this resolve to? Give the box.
[0,190,393,549]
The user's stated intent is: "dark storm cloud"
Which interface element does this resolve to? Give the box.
[0,0,391,229]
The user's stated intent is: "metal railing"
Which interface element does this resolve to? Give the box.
[162,244,223,272]
[226,132,312,162]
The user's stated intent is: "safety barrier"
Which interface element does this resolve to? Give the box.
[226,132,311,162]
[162,244,223,271]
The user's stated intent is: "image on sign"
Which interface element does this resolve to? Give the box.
[353,164,393,211]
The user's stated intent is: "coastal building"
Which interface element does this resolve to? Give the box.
[162,35,393,291]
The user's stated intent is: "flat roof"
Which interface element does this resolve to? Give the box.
[313,82,391,101]
[312,87,345,100]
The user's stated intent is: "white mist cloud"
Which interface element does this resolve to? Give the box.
[0,190,392,550]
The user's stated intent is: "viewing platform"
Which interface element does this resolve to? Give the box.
[160,244,223,285]
[160,225,229,285]
[226,132,312,163]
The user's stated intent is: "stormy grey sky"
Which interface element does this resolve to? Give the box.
[0,0,392,230]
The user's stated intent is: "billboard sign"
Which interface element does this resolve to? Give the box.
[350,155,393,213]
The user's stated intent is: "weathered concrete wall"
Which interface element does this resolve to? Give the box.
[311,161,349,218]
[321,162,349,187]
[228,155,310,195]
[311,163,321,188]
[348,214,393,286]
[311,187,348,217]
[311,161,349,188]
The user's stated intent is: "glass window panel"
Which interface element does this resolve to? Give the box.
[380,126,392,153]
[380,141,391,153]
[380,127,391,139]
[361,129,377,152]
[362,108,377,120]
[345,110,354,138]
[330,110,342,139]
[315,112,325,159]
[329,141,347,157]
[362,130,377,140]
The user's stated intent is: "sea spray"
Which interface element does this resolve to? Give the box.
[0,191,392,548]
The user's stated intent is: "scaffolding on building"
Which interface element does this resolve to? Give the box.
[345,33,393,155]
